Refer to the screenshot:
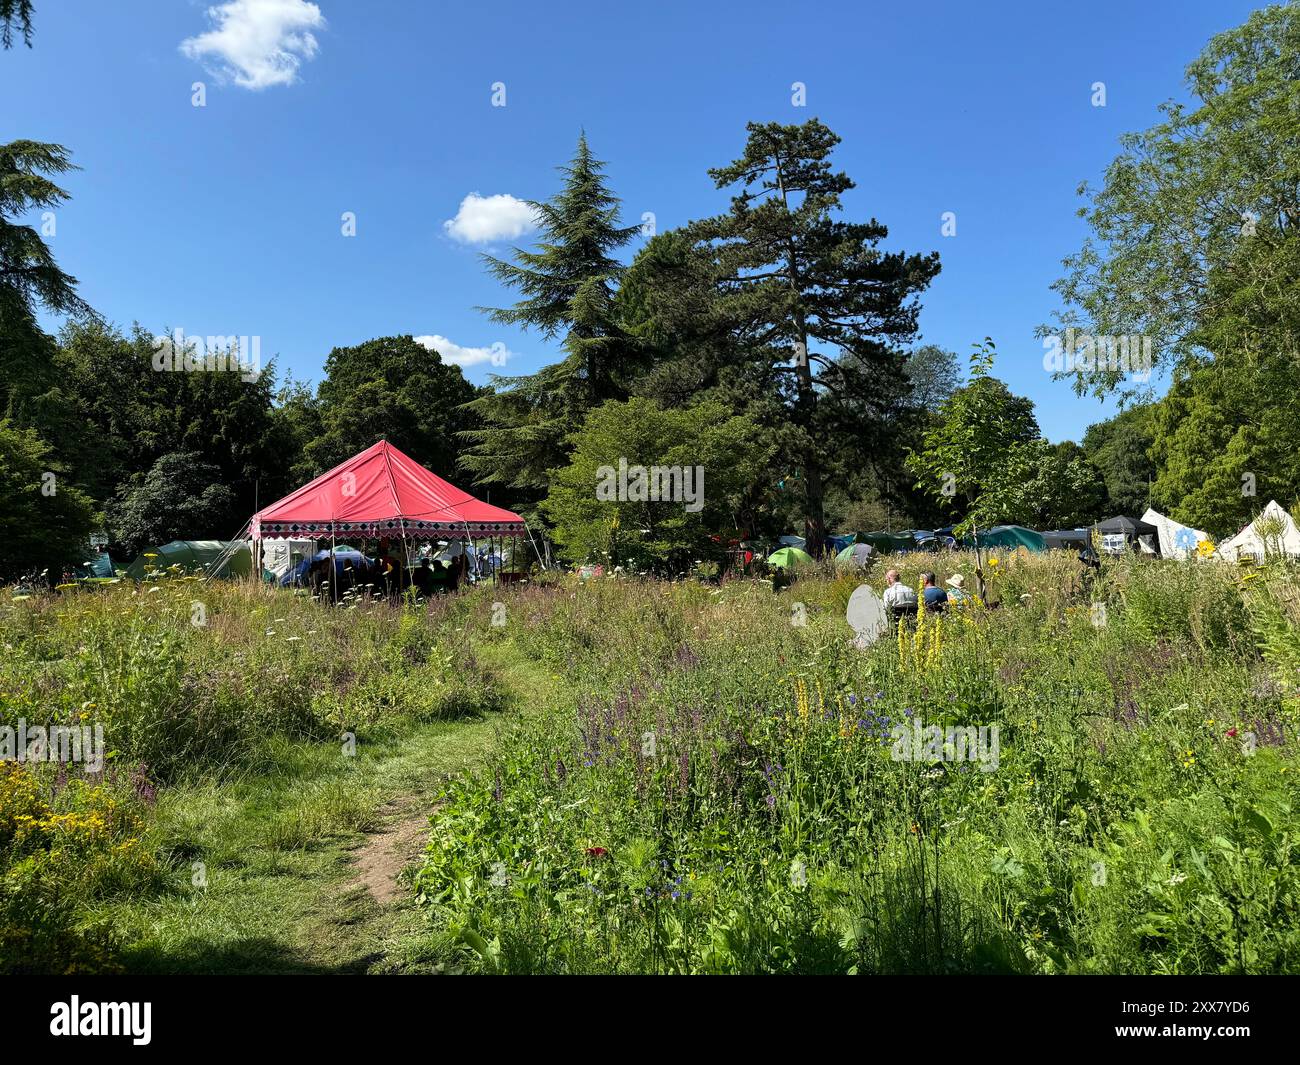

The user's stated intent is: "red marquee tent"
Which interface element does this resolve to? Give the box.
[250,440,525,541]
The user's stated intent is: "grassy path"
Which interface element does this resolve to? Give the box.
[89,640,563,974]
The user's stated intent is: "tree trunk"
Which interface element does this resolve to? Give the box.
[795,348,827,557]
[771,143,827,557]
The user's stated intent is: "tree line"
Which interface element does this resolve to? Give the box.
[3,4,1297,579]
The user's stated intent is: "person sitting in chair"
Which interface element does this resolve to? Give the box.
[946,573,970,605]
[922,572,948,612]
[882,569,918,619]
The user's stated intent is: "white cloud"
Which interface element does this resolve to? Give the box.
[415,335,513,369]
[180,0,326,91]
[443,193,540,244]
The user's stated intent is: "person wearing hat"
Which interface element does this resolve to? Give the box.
[946,573,970,604]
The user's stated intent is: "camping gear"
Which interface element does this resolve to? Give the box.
[1041,529,1091,552]
[125,540,252,580]
[966,526,1047,553]
[931,527,960,549]
[767,546,814,569]
[853,531,915,555]
[1140,509,1211,560]
[77,552,115,579]
[1218,501,1300,562]
[250,440,525,540]
[279,547,370,587]
[1092,516,1159,556]
[777,534,806,548]
[835,542,877,569]
[911,530,946,552]
[260,538,316,583]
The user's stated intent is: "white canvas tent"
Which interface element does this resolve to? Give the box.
[1218,501,1300,562]
[1140,508,1212,560]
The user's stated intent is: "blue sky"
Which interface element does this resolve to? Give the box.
[1,0,1263,441]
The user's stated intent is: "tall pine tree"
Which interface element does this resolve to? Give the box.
[0,140,95,424]
[459,134,640,520]
[683,119,940,553]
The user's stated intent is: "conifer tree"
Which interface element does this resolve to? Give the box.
[459,134,640,517]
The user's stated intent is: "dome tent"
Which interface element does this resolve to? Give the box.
[966,526,1047,553]
[767,546,814,569]
[125,540,251,580]
[836,542,877,569]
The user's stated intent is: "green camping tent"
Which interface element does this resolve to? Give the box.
[853,531,915,554]
[767,546,814,569]
[125,540,252,580]
[965,526,1047,553]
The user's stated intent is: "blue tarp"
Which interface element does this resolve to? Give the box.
[280,548,373,587]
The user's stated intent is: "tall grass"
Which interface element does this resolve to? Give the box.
[0,575,504,972]
[414,555,1300,973]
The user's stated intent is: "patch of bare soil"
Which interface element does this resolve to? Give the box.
[349,800,432,905]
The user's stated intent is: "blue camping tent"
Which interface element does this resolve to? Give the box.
[280,547,373,587]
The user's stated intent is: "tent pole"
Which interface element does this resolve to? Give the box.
[203,518,252,584]
[523,521,547,572]
[398,518,410,602]
[462,521,478,587]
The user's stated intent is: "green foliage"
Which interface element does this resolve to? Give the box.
[0,140,91,324]
[461,135,640,515]
[973,438,1105,529]
[105,452,236,555]
[542,398,771,571]
[50,321,296,549]
[1046,2,1300,398]
[0,140,93,430]
[303,334,480,483]
[0,761,156,974]
[0,1,34,48]
[0,580,504,782]
[906,341,1043,530]
[902,344,962,410]
[1150,332,1300,538]
[1081,405,1156,517]
[413,560,1300,974]
[672,118,941,548]
[0,419,95,581]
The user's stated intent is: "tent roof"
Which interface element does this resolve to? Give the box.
[1140,508,1211,559]
[854,531,915,552]
[251,440,525,540]
[968,526,1047,552]
[1041,529,1091,549]
[1220,500,1300,560]
[1094,515,1157,536]
[125,540,251,579]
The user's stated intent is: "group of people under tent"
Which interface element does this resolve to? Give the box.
[297,537,508,602]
